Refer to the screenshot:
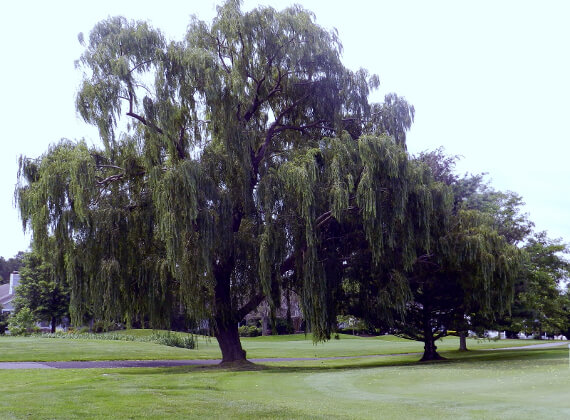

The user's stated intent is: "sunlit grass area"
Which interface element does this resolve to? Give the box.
[0,331,559,362]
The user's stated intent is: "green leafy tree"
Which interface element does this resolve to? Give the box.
[17,2,435,364]
[502,232,570,337]
[400,209,523,360]
[413,149,529,353]
[343,150,524,360]
[13,251,69,333]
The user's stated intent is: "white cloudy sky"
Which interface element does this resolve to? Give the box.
[1,0,568,258]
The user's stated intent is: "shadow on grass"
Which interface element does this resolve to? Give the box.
[114,347,568,378]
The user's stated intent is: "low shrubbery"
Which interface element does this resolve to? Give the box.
[37,330,196,349]
[7,308,40,336]
[238,325,261,337]
[0,311,8,335]
[150,331,196,349]
[41,331,140,341]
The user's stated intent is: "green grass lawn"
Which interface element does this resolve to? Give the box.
[0,347,568,419]
[0,331,556,362]
[1,333,568,419]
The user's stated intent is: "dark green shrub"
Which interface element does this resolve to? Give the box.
[0,312,7,335]
[238,325,261,337]
[91,320,123,333]
[273,318,294,335]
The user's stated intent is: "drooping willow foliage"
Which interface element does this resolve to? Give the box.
[388,156,525,360]
[16,1,478,360]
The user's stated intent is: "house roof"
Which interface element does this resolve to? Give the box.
[0,283,13,306]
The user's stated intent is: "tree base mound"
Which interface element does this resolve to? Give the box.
[217,359,262,370]
[419,353,446,362]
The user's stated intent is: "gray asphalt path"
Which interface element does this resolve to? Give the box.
[488,341,569,351]
[1,341,567,370]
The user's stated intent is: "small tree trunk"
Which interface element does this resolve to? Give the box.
[420,308,444,361]
[421,336,444,361]
[262,315,270,336]
[51,317,57,333]
[458,331,468,351]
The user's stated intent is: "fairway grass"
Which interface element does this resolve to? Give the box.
[0,332,556,362]
[0,348,568,419]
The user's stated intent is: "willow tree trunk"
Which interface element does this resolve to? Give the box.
[213,263,248,365]
[458,331,468,351]
[51,317,57,333]
[214,319,247,364]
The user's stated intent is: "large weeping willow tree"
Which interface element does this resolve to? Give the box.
[17,1,435,364]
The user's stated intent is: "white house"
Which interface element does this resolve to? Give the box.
[0,272,20,314]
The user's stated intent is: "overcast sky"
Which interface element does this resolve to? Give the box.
[1,0,568,258]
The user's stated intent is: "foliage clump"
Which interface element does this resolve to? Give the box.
[39,330,196,349]
[7,307,40,336]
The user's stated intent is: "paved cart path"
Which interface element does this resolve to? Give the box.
[487,341,569,351]
[1,341,567,369]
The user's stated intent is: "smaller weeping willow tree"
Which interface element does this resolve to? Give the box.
[17,1,438,364]
[393,209,525,361]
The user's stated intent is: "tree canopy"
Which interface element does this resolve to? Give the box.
[17,1,437,364]
[502,232,570,338]
[16,2,542,363]
[341,150,526,360]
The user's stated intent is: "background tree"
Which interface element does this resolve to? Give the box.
[0,252,25,284]
[500,232,570,338]
[415,149,530,352]
[13,250,69,333]
[340,150,524,360]
[17,2,431,364]
[394,207,523,360]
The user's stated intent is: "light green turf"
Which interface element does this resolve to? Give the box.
[0,348,568,419]
[0,332,558,362]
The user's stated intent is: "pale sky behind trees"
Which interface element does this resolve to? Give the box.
[1,0,568,258]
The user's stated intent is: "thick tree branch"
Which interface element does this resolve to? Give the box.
[129,59,154,74]
[252,93,311,173]
[126,112,164,135]
[237,292,265,320]
[215,36,232,74]
[96,173,124,186]
[243,76,265,122]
